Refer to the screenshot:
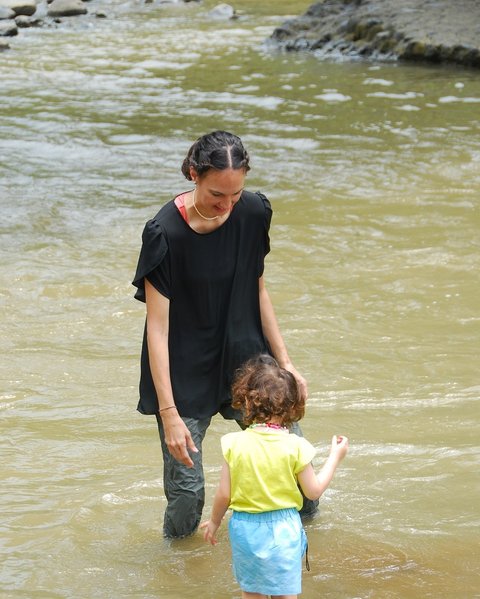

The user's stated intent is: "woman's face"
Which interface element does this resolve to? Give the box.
[192,167,246,218]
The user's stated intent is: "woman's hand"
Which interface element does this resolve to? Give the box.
[283,362,308,401]
[161,409,198,468]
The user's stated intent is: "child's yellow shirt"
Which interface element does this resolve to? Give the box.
[221,427,316,513]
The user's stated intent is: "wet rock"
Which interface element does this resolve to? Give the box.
[270,0,480,68]
[0,17,17,34]
[15,13,42,26]
[207,3,237,20]
[0,6,15,18]
[47,0,88,18]
[0,0,37,17]
[0,37,10,48]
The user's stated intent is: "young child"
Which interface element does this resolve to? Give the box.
[200,354,349,599]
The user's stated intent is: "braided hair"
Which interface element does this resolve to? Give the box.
[181,130,251,180]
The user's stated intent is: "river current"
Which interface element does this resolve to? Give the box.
[1,1,479,597]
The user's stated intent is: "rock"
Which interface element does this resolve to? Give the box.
[0,0,37,17]
[0,6,15,18]
[207,3,237,20]
[15,13,41,26]
[0,37,10,48]
[270,0,480,68]
[0,18,17,34]
[47,0,87,17]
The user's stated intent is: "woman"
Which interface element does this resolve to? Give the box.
[132,131,317,538]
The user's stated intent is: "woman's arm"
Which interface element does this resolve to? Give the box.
[200,461,231,545]
[258,275,308,398]
[145,279,198,467]
[297,435,349,500]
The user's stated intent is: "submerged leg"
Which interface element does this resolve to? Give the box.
[156,414,211,538]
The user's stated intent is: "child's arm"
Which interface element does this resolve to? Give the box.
[200,461,231,545]
[297,435,348,500]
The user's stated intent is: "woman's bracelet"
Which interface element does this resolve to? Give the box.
[159,405,177,413]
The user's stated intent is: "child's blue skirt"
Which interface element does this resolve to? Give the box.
[229,508,307,596]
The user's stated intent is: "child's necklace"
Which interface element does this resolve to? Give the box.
[249,422,289,432]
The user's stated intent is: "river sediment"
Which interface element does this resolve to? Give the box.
[270,0,480,68]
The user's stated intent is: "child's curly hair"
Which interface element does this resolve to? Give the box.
[231,354,305,427]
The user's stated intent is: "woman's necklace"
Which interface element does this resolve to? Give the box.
[249,422,289,432]
[192,188,219,221]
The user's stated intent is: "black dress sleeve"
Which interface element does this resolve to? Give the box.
[256,191,272,276]
[132,217,170,303]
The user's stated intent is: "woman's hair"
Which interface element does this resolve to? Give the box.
[231,354,305,427]
[181,130,251,180]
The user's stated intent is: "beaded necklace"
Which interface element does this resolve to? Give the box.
[249,422,289,432]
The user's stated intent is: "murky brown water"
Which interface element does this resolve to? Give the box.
[1,1,479,597]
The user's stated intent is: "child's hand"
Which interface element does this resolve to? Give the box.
[200,520,220,546]
[331,435,349,461]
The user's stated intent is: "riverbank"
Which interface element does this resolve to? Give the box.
[0,0,236,51]
[3,0,479,69]
[0,0,99,50]
[270,0,480,69]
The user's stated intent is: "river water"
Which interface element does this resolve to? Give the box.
[1,1,479,597]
